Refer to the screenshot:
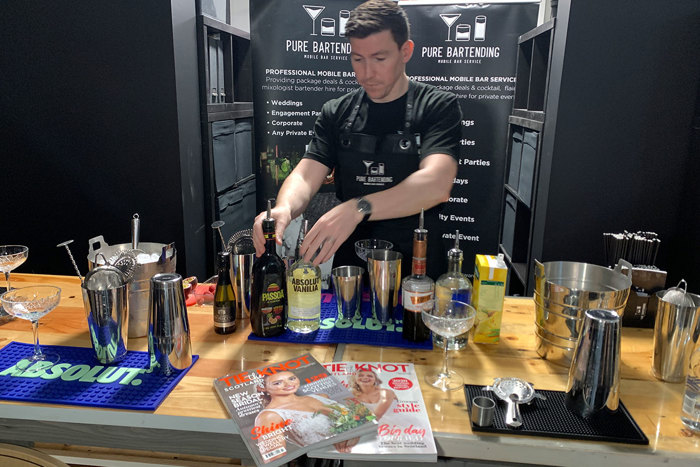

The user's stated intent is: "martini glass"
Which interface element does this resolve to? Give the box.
[440,13,461,41]
[1,286,62,364]
[422,299,475,391]
[303,5,325,36]
[0,245,29,292]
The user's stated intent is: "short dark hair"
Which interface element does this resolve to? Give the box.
[345,0,410,47]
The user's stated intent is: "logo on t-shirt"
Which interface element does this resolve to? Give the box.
[356,160,393,186]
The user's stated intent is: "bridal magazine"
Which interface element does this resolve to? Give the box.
[308,361,437,462]
[214,353,378,467]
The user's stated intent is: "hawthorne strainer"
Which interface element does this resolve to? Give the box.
[484,377,546,428]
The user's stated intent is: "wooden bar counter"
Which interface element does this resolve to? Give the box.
[0,274,698,466]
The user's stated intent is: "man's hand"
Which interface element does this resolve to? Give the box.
[300,200,363,265]
[252,206,293,257]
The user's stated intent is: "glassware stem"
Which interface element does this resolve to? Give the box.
[4,271,10,291]
[31,319,44,360]
[440,339,450,377]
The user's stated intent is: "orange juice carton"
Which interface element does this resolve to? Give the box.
[471,254,507,344]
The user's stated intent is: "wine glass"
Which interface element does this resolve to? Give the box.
[0,286,62,364]
[422,299,476,391]
[0,245,29,292]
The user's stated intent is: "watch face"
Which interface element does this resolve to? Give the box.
[357,198,371,214]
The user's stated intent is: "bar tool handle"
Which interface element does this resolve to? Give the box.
[132,213,141,250]
[505,394,522,428]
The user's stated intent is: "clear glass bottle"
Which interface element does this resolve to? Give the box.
[286,220,321,333]
[433,230,472,350]
[402,209,433,342]
[681,345,700,433]
[250,200,287,337]
[213,251,236,334]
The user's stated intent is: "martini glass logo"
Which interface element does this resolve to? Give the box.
[303,5,325,36]
[439,12,488,42]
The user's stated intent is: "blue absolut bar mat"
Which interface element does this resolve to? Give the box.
[464,384,649,445]
[248,292,432,349]
[0,342,198,411]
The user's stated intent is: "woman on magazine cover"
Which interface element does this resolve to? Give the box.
[349,369,400,423]
[255,371,357,462]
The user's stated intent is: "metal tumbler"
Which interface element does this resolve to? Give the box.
[652,284,700,382]
[367,250,402,325]
[148,273,192,375]
[81,265,129,364]
[565,308,621,418]
[331,265,364,322]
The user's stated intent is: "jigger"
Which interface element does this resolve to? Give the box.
[148,273,192,375]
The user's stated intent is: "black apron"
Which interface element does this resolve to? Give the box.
[331,82,445,279]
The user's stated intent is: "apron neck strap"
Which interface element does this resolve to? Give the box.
[342,80,416,136]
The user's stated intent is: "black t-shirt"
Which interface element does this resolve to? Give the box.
[305,80,461,168]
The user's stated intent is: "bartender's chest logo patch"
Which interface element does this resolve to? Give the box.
[356,160,393,186]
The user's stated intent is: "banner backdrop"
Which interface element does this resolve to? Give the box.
[251,0,537,275]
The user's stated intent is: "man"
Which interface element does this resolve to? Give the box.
[253,0,461,278]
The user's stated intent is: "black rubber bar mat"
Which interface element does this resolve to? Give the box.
[464,384,649,445]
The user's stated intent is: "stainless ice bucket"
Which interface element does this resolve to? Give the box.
[88,235,176,338]
[534,259,632,367]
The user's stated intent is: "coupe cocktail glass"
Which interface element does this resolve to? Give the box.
[422,299,475,391]
[1,286,62,364]
[354,239,393,263]
[303,5,325,36]
[440,13,461,41]
[0,245,29,291]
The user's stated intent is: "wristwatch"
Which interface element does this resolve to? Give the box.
[355,197,372,224]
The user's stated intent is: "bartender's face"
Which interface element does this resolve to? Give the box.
[349,29,414,103]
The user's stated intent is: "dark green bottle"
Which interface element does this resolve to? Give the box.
[214,251,236,335]
[250,200,287,337]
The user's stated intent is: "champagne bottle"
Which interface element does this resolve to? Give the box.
[401,209,433,342]
[213,251,236,335]
[250,200,287,337]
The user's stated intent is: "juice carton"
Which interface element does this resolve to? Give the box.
[471,254,507,344]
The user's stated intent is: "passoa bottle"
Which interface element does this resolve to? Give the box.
[286,220,322,333]
[250,200,287,337]
[213,251,236,335]
[433,229,472,350]
[401,209,433,341]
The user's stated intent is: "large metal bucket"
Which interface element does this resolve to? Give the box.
[87,235,176,338]
[533,259,632,367]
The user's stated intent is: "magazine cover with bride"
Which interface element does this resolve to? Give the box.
[214,353,378,467]
[308,361,437,462]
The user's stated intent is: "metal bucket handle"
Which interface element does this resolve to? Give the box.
[88,235,109,256]
[614,259,634,280]
[534,259,545,278]
[159,242,176,264]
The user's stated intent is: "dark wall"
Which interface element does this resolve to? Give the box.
[540,1,700,287]
[0,1,204,278]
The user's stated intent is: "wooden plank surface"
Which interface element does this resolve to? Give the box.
[1,273,698,465]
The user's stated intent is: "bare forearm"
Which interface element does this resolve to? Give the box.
[274,159,329,218]
[363,153,457,221]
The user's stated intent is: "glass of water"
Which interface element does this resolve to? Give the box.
[422,299,475,391]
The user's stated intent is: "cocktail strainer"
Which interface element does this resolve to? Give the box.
[484,377,546,428]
